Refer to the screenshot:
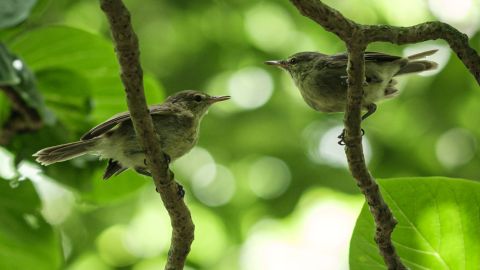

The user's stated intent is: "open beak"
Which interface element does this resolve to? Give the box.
[264,60,287,68]
[209,95,231,104]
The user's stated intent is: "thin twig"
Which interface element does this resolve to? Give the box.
[99,0,194,269]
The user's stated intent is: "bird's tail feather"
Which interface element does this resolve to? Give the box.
[407,49,438,60]
[34,139,98,165]
[395,60,438,76]
[395,49,439,76]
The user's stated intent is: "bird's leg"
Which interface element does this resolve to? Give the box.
[143,152,170,166]
[135,167,152,177]
[361,103,377,120]
[338,104,375,145]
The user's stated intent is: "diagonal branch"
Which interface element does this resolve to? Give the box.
[364,22,480,84]
[99,0,194,269]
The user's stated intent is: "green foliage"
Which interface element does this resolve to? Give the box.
[0,1,479,269]
[0,179,61,270]
[0,0,37,29]
[0,44,20,85]
[0,92,10,126]
[350,177,480,270]
[0,43,52,124]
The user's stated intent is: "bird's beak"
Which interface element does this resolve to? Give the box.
[209,95,231,104]
[264,60,287,68]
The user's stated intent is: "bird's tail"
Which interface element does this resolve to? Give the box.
[33,139,99,165]
[395,49,438,76]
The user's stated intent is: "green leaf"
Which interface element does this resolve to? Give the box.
[0,44,20,85]
[0,0,37,29]
[0,43,53,124]
[9,26,165,123]
[349,177,480,270]
[35,68,92,132]
[0,91,11,125]
[83,169,149,204]
[0,179,62,270]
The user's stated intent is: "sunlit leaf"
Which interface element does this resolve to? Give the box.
[350,177,480,270]
[0,179,62,270]
[9,26,165,123]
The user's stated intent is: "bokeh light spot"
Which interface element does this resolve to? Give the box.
[0,147,17,179]
[228,67,273,109]
[248,156,291,199]
[428,0,480,35]
[240,191,362,270]
[173,147,215,179]
[435,128,477,169]
[306,125,372,167]
[192,164,236,206]
[96,225,138,267]
[124,205,171,258]
[244,3,295,52]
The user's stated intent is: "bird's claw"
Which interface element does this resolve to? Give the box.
[177,183,185,198]
[337,129,346,145]
[337,128,365,145]
[163,153,171,164]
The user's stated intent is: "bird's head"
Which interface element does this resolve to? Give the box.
[165,90,230,117]
[265,52,322,80]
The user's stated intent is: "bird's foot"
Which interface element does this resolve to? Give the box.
[135,167,152,177]
[177,183,185,198]
[337,129,365,145]
[163,153,171,164]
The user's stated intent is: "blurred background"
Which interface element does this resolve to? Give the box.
[0,0,479,269]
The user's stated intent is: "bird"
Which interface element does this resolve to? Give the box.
[34,90,230,179]
[265,49,438,121]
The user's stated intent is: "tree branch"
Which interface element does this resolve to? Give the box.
[364,22,480,84]
[344,44,405,269]
[289,0,475,268]
[99,1,194,269]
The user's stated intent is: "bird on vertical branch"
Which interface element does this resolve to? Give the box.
[266,49,438,144]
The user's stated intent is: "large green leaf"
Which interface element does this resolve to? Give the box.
[0,0,37,29]
[350,177,480,270]
[0,179,62,270]
[35,68,92,132]
[9,26,164,123]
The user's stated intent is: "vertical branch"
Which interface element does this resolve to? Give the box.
[99,0,194,269]
[344,44,406,269]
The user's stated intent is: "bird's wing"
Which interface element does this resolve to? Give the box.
[327,52,402,68]
[81,105,171,140]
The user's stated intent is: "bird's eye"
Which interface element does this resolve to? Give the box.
[289,58,297,65]
[194,95,203,102]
